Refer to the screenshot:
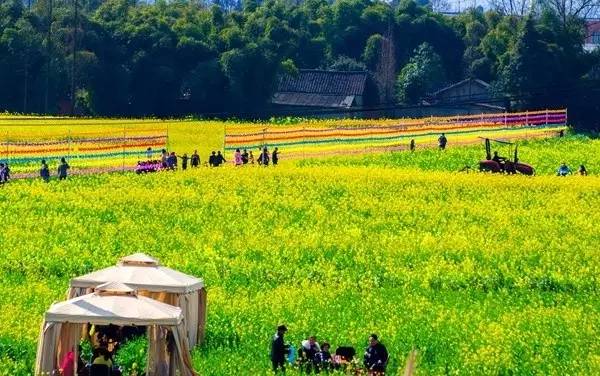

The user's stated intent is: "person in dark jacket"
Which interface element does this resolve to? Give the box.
[315,342,332,373]
[215,151,226,166]
[40,159,50,182]
[208,151,217,167]
[161,149,168,168]
[272,147,279,166]
[438,133,447,150]
[409,139,415,152]
[0,163,7,185]
[363,334,388,374]
[167,152,177,170]
[191,150,200,168]
[57,158,70,180]
[179,153,189,170]
[260,147,270,166]
[242,149,249,164]
[271,325,289,373]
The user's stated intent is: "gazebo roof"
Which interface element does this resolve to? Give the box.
[45,282,182,326]
[70,253,204,293]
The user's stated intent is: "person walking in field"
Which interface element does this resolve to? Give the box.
[410,139,415,152]
[146,147,153,160]
[272,147,279,166]
[191,150,200,168]
[179,153,189,170]
[249,150,255,165]
[161,149,168,168]
[57,158,70,180]
[0,163,7,185]
[271,325,289,373]
[168,152,177,170]
[234,149,243,166]
[40,160,50,182]
[259,147,270,166]
[438,133,447,150]
[216,151,227,166]
[363,334,388,375]
[242,149,249,164]
[208,151,217,167]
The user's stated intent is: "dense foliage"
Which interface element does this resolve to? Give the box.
[0,0,599,128]
[0,136,598,375]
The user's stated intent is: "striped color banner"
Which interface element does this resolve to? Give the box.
[224,109,567,158]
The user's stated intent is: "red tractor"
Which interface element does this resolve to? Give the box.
[479,138,535,175]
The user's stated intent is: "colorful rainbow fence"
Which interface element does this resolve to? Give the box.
[2,131,168,173]
[224,109,568,159]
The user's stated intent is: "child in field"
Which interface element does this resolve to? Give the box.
[0,163,7,184]
[249,151,255,165]
[578,164,588,176]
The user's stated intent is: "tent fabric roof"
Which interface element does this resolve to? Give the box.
[70,253,204,293]
[45,289,183,326]
[119,253,160,266]
[94,281,137,296]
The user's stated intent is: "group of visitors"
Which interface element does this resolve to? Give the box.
[148,145,281,170]
[157,148,202,170]
[557,162,588,176]
[2,157,70,184]
[271,325,389,375]
[38,158,70,182]
[59,324,146,376]
[231,147,279,166]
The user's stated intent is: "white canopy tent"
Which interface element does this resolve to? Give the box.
[68,253,207,346]
[35,282,197,376]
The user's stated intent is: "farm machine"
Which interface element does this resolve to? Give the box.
[479,138,535,175]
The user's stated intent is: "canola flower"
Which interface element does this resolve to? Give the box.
[0,152,599,375]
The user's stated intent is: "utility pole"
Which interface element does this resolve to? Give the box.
[45,0,53,114]
[71,0,79,115]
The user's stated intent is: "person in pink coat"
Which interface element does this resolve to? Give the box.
[233,149,243,166]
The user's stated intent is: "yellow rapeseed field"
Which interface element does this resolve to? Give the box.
[0,160,598,374]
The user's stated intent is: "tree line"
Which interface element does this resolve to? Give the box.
[0,0,599,129]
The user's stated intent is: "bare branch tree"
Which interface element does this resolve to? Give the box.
[489,0,535,16]
[542,0,600,23]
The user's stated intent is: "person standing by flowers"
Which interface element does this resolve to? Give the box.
[364,334,388,375]
[271,325,289,373]
[242,149,249,165]
[40,160,50,182]
[191,150,200,168]
[272,147,279,166]
[0,163,7,185]
[57,158,70,180]
[438,133,447,150]
[233,149,243,166]
[180,153,189,170]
